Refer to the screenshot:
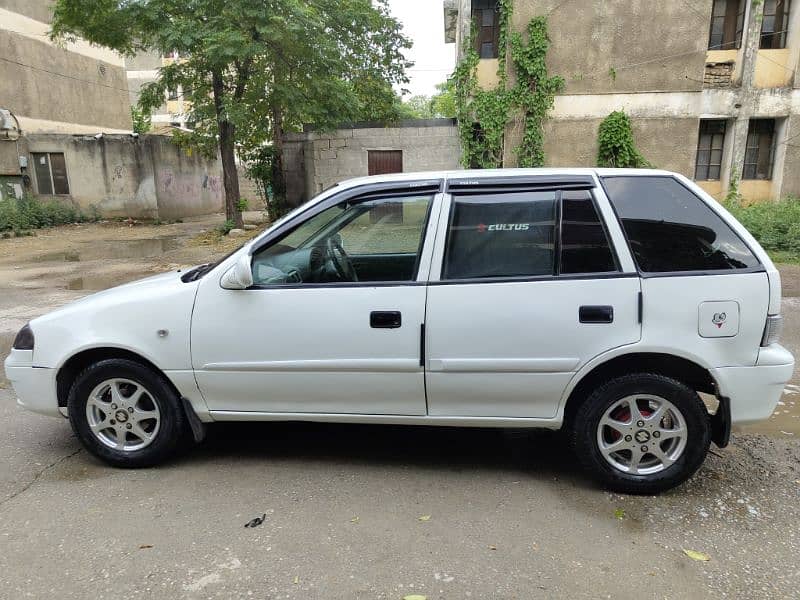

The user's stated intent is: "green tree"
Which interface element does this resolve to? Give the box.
[130,106,151,134]
[430,81,456,118]
[401,95,434,119]
[51,0,411,223]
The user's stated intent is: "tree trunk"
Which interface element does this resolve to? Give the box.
[270,104,289,210]
[212,70,244,229]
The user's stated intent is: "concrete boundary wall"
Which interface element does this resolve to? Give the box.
[20,134,223,219]
[282,119,461,207]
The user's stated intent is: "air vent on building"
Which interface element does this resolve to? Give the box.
[98,63,107,76]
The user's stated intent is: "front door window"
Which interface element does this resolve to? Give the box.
[251,195,433,285]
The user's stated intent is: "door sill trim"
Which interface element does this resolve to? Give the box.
[208,410,562,429]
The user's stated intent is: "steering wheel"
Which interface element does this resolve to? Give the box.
[326,235,358,282]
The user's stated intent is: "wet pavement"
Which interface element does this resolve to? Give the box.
[32,237,180,264]
[739,264,800,437]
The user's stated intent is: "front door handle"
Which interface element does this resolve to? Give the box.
[579,305,614,324]
[370,311,402,328]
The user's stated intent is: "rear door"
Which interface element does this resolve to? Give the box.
[424,175,642,418]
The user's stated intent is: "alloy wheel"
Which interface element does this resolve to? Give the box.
[85,378,161,452]
[596,394,688,475]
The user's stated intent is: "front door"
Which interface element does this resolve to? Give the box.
[191,188,439,416]
[424,181,642,418]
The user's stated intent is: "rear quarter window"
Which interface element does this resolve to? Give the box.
[601,176,760,273]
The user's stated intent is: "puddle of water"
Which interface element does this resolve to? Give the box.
[738,384,800,437]
[36,250,81,262]
[35,238,179,263]
[66,271,152,291]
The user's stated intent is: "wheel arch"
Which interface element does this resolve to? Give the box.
[56,347,177,409]
[561,352,718,429]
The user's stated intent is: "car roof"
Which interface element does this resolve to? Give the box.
[334,168,678,191]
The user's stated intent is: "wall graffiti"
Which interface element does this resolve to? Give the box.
[157,169,223,203]
[159,169,174,192]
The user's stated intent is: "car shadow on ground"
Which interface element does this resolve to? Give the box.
[177,421,593,487]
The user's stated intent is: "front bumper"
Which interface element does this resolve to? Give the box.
[712,344,795,425]
[4,350,60,418]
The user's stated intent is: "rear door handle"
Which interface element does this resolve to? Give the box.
[579,305,614,324]
[370,311,402,328]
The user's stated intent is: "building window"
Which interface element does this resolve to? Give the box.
[31,152,70,195]
[695,120,727,180]
[743,119,776,180]
[472,0,499,58]
[708,0,745,49]
[760,0,791,48]
[167,87,179,101]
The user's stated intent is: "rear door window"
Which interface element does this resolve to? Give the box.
[443,191,556,279]
[560,190,617,274]
[602,176,759,273]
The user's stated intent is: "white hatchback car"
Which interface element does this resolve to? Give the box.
[5,169,795,493]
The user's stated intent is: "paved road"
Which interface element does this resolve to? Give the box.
[1,392,799,599]
[1,221,798,598]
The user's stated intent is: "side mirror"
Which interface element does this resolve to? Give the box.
[220,253,254,290]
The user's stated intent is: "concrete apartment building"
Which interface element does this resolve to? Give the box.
[446,0,800,201]
[0,0,132,200]
[0,0,132,135]
[0,0,222,219]
[125,51,193,131]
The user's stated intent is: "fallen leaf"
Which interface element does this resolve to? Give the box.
[350,516,360,523]
[138,544,153,550]
[614,508,626,520]
[402,596,427,600]
[293,576,299,585]
[488,544,497,550]
[682,549,710,562]
[418,515,431,522]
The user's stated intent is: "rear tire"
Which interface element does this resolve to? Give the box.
[67,359,186,468]
[570,373,711,494]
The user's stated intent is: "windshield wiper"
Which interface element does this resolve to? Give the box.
[181,263,213,283]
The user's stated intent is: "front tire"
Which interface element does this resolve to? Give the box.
[570,373,711,494]
[67,359,186,468]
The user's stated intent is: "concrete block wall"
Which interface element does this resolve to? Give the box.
[236,165,261,209]
[21,133,223,219]
[283,119,461,207]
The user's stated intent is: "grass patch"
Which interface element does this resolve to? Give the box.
[723,196,800,264]
[0,196,99,235]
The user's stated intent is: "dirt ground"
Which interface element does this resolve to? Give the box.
[0,217,799,599]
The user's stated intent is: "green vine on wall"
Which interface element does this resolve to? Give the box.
[453,1,563,169]
[596,110,651,168]
[509,18,565,167]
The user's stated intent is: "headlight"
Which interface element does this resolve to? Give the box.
[12,323,34,350]
[761,315,783,347]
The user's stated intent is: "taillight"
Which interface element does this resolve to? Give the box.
[761,315,783,346]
